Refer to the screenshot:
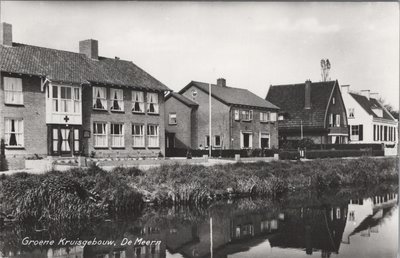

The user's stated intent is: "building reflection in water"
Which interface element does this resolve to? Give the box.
[0,192,397,258]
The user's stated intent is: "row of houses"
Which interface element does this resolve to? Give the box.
[0,22,398,169]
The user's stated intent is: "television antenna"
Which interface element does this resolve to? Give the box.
[320,59,331,82]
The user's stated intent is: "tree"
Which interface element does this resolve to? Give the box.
[378,98,399,120]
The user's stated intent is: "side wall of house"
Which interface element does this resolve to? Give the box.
[82,86,166,158]
[325,85,349,143]
[181,86,230,149]
[0,74,47,169]
[164,96,192,149]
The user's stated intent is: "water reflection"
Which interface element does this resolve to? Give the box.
[0,187,397,258]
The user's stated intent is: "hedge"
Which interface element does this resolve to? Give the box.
[166,148,278,158]
[279,149,384,160]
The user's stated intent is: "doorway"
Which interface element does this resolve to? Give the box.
[49,125,81,156]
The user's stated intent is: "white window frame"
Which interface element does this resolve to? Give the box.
[93,122,108,147]
[348,108,355,118]
[147,124,159,148]
[329,114,333,127]
[260,112,270,122]
[240,131,253,149]
[110,123,124,148]
[147,93,159,114]
[335,114,340,127]
[169,113,177,125]
[132,124,145,148]
[259,132,270,149]
[110,88,124,112]
[351,125,359,141]
[132,91,145,113]
[242,110,253,121]
[234,110,240,121]
[4,118,24,147]
[93,87,107,110]
[4,77,23,105]
[214,135,221,147]
[50,85,81,114]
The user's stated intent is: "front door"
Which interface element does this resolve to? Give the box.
[50,126,81,156]
[166,133,175,149]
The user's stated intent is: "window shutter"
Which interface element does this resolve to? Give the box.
[359,124,363,141]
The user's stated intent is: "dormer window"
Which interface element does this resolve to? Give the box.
[93,87,107,110]
[372,107,383,118]
[348,108,354,118]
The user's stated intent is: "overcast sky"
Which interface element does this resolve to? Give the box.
[2,1,399,109]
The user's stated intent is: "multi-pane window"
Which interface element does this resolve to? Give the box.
[147,93,159,114]
[93,122,108,147]
[4,118,24,147]
[351,125,359,141]
[110,89,124,111]
[4,77,23,105]
[93,87,107,110]
[234,110,240,121]
[132,91,145,113]
[110,123,124,147]
[348,108,355,118]
[214,135,221,147]
[147,125,159,147]
[242,110,253,121]
[169,113,177,125]
[260,112,270,122]
[52,85,80,113]
[132,124,145,147]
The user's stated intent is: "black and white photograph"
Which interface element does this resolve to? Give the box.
[0,1,398,258]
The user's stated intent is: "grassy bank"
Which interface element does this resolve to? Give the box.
[0,157,397,223]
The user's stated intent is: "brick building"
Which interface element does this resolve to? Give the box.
[165,78,280,151]
[266,80,349,145]
[0,23,170,169]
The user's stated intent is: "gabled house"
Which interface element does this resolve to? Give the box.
[165,78,280,151]
[266,80,348,145]
[0,23,170,169]
[341,85,397,153]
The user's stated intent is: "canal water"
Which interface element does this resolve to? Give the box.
[0,185,398,258]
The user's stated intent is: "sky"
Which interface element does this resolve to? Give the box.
[1,1,399,109]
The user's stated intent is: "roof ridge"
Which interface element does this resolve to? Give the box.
[192,80,252,91]
[271,80,336,87]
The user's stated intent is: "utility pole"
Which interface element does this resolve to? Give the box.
[209,83,212,158]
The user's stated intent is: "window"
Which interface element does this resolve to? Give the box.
[329,114,333,127]
[242,110,253,121]
[147,125,159,147]
[132,124,145,147]
[214,135,221,147]
[332,97,335,104]
[384,126,388,141]
[205,135,210,148]
[110,89,124,111]
[51,85,80,113]
[351,125,359,141]
[110,123,124,147]
[373,125,377,141]
[93,87,107,110]
[336,208,341,219]
[4,77,23,105]
[335,114,340,127]
[260,132,270,149]
[60,86,72,113]
[234,110,240,121]
[93,122,108,147]
[241,132,253,149]
[169,113,177,125]
[132,91,145,113]
[278,114,284,121]
[348,108,355,118]
[147,93,159,114]
[260,112,270,122]
[73,88,80,113]
[4,118,24,147]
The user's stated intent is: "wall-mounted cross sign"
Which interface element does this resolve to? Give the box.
[64,115,70,123]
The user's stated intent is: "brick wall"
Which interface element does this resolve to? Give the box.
[82,86,166,158]
[164,96,193,149]
[0,74,47,169]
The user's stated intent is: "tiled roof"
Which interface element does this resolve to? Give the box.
[266,81,337,128]
[180,81,279,109]
[166,92,199,107]
[0,43,169,91]
[349,92,395,121]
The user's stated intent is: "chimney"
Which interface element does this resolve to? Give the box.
[341,85,350,93]
[79,39,98,60]
[217,78,226,87]
[0,23,12,46]
[370,92,379,100]
[304,79,311,109]
[360,90,370,100]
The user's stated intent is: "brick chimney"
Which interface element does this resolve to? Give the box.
[341,85,350,92]
[0,23,12,46]
[361,89,370,100]
[217,78,226,87]
[304,79,311,109]
[79,39,98,60]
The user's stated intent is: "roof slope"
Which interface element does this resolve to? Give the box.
[0,43,169,91]
[266,81,337,128]
[181,81,279,109]
[166,92,199,107]
[349,92,395,121]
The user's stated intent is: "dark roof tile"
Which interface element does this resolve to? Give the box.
[167,92,199,107]
[349,92,394,121]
